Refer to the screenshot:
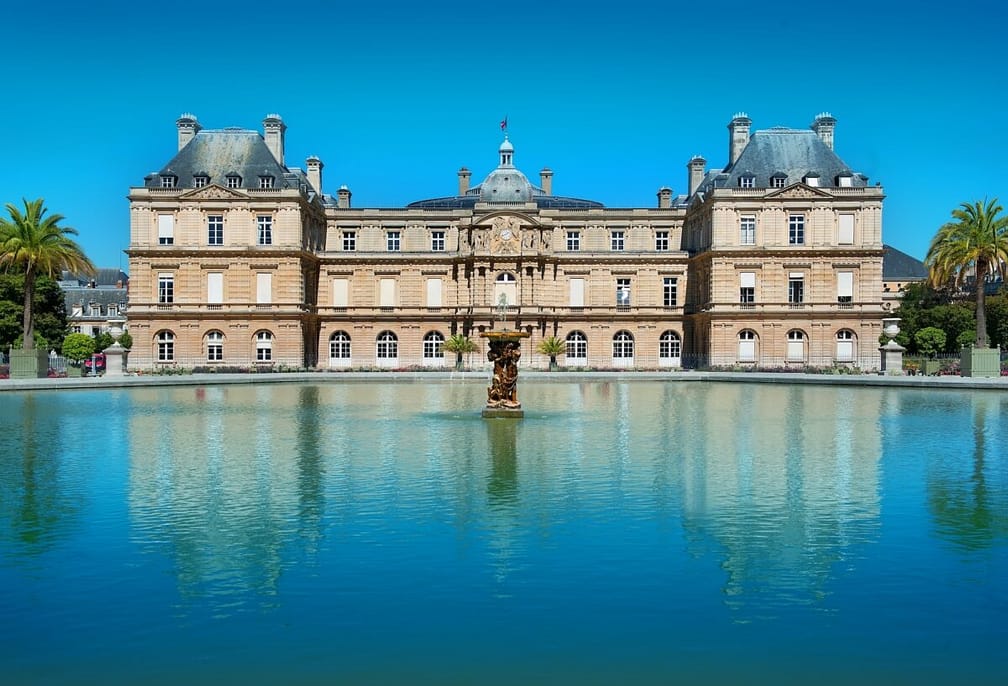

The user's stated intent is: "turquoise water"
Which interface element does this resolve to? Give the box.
[0,381,1005,685]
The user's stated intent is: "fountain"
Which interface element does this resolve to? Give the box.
[480,294,530,418]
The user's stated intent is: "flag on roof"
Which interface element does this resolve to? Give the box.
[500,116,508,131]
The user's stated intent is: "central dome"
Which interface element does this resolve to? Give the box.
[479,167,534,202]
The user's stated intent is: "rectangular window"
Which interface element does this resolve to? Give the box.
[426,278,442,308]
[333,278,349,310]
[387,231,400,252]
[107,304,117,317]
[739,271,755,305]
[342,231,356,251]
[837,271,854,307]
[838,214,854,245]
[655,231,669,251]
[569,278,585,308]
[160,176,176,188]
[256,273,272,304]
[207,272,223,304]
[663,277,678,308]
[566,231,580,251]
[227,176,240,189]
[788,273,804,305]
[740,216,755,245]
[431,230,445,252]
[611,231,625,251]
[789,214,805,245]
[157,215,174,245]
[257,215,273,245]
[616,278,631,310]
[258,176,273,189]
[771,176,786,188]
[194,176,208,188]
[90,305,101,317]
[379,278,396,309]
[740,176,754,189]
[207,215,223,245]
[158,274,174,304]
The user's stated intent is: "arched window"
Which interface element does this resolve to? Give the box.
[205,330,224,362]
[376,331,398,366]
[156,330,175,362]
[659,331,681,367]
[738,330,757,363]
[612,330,634,367]
[256,331,273,362]
[494,272,518,309]
[329,331,351,367]
[836,329,856,362]
[566,331,587,363]
[423,331,445,360]
[786,329,806,362]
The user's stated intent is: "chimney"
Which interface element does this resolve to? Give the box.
[811,112,836,150]
[337,185,352,209]
[458,167,471,195]
[263,114,286,165]
[176,113,201,151]
[657,187,672,209]
[540,168,553,196]
[727,113,751,166]
[306,156,324,193]
[687,155,706,196]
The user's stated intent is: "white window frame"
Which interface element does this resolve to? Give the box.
[376,331,398,367]
[330,331,351,367]
[788,214,805,245]
[386,230,401,252]
[157,331,175,362]
[786,330,806,362]
[740,215,756,245]
[207,215,223,245]
[659,331,681,368]
[206,331,224,362]
[157,273,174,304]
[838,214,854,245]
[566,331,587,364]
[836,330,856,362]
[566,231,581,251]
[616,278,631,310]
[422,331,445,363]
[343,231,356,251]
[610,230,625,251]
[157,214,174,245]
[655,231,669,251]
[257,215,273,245]
[738,330,757,363]
[663,277,678,308]
[431,230,445,252]
[255,331,273,362]
[612,330,634,367]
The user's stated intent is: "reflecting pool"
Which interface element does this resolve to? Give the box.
[1,381,1006,684]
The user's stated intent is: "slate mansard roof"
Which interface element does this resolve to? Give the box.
[144,128,310,191]
[697,127,869,194]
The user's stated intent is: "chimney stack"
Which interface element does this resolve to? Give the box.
[540,168,553,196]
[458,167,471,195]
[306,156,324,193]
[176,113,201,151]
[727,113,751,167]
[263,114,286,165]
[811,112,836,150]
[687,155,706,196]
[657,187,672,209]
[337,185,352,209]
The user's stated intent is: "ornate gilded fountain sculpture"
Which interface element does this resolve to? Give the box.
[480,294,530,418]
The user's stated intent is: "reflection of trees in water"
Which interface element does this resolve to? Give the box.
[128,386,325,611]
[0,395,78,556]
[928,395,1008,550]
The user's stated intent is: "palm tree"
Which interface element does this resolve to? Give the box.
[443,333,478,370]
[0,199,94,350]
[537,335,565,371]
[925,198,1008,348]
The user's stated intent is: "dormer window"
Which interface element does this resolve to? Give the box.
[803,173,820,187]
[258,175,274,189]
[836,172,853,187]
[225,173,241,189]
[193,174,210,188]
[159,174,177,188]
[738,174,755,189]
[770,173,787,188]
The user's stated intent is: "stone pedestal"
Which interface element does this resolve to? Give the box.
[103,343,129,377]
[879,339,906,375]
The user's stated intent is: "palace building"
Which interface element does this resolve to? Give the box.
[125,112,885,370]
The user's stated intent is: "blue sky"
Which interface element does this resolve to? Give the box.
[2,0,1004,269]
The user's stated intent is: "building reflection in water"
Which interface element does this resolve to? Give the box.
[122,380,890,617]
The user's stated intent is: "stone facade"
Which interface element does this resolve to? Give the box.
[126,113,885,371]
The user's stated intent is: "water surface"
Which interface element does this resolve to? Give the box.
[1,381,1005,684]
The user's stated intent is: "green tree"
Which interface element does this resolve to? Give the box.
[62,333,95,364]
[983,293,1008,349]
[0,273,70,352]
[914,327,947,358]
[93,331,115,352]
[925,198,1008,348]
[0,199,94,350]
[118,330,133,349]
[536,335,565,371]
[443,333,478,370]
